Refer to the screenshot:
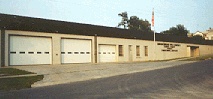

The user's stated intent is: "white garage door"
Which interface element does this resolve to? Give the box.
[61,39,91,63]
[9,36,52,65]
[99,45,116,62]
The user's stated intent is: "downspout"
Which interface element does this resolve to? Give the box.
[94,34,98,63]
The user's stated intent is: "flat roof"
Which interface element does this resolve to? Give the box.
[0,13,213,45]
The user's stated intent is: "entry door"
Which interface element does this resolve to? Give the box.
[9,36,52,65]
[99,45,116,62]
[187,46,200,57]
[61,39,92,63]
[129,45,133,61]
[191,47,200,57]
[191,48,195,57]
[187,47,191,57]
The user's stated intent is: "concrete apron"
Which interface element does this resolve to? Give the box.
[12,61,196,87]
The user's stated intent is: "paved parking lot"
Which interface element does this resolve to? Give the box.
[13,60,196,87]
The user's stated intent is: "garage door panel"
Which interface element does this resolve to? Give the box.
[9,36,52,65]
[10,36,51,51]
[61,39,91,63]
[62,39,91,52]
[61,53,91,63]
[10,54,50,65]
[10,53,52,65]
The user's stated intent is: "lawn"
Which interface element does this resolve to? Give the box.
[0,68,34,76]
[0,75,44,91]
[0,68,43,91]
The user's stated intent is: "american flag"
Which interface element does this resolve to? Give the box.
[152,9,154,27]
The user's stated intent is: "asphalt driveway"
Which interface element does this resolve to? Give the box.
[12,60,196,87]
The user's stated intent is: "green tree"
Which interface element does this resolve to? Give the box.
[128,16,151,32]
[118,12,152,32]
[118,12,128,29]
[128,16,140,30]
[161,24,189,36]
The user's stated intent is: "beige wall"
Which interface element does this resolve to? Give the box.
[97,37,190,62]
[187,46,191,57]
[97,37,154,62]
[199,45,213,56]
[3,30,213,66]
[97,37,213,61]
[183,44,213,57]
[4,30,95,66]
[52,36,61,64]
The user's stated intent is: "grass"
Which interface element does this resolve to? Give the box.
[183,55,213,61]
[0,75,44,91]
[0,68,34,76]
[0,68,43,91]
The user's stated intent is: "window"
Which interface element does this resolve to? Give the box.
[80,52,85,54]
[118,45,123,56]
[10,52,16,54]
[45,52,49,54]
[61,52,65,54]
[144,46,148,56]
[86,52,90,54]
[37,52,42,54]
[20,52,25,54]
[28,52,34,54]
[74,52,79,54]
[136,45,140,56]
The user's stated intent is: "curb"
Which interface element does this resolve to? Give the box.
[0,74,40,79]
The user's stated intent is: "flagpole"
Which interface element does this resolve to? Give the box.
[152,8,155,61]
[154,25,155,61]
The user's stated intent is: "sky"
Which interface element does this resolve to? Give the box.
[0,0,213,33]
